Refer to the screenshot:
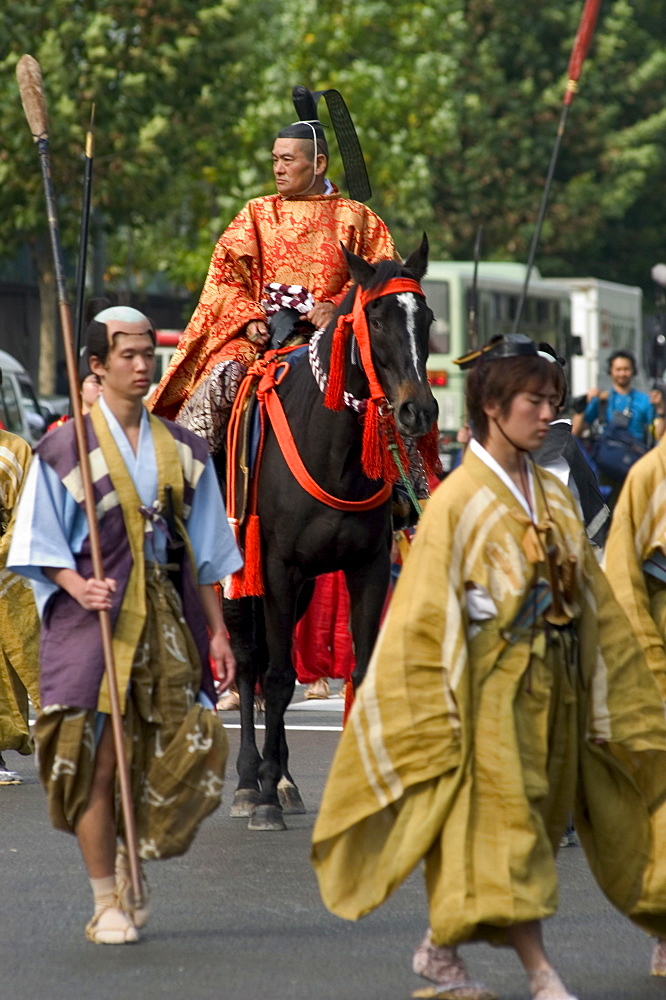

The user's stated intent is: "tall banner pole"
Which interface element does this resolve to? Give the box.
[512,0,603,334]
[16,55,143,908]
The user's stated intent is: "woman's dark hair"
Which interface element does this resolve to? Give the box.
[466,355,566,446]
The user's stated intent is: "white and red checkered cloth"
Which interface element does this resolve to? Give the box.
[262,283,315,317]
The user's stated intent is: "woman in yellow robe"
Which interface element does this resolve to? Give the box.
[604,428,666,977]
[0,429,40,783]
[312,337,666,1000]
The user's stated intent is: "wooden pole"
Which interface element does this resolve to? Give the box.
[511,0,603,335]
[16,54,143,908]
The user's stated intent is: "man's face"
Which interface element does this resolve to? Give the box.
[272,138,316,197]
[609,356,634,389]
[91,322,156,400]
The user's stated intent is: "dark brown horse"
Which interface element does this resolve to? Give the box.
[225,236,437,830]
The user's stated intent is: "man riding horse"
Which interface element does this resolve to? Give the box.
[149,103,398,427]
[149,92,430,703]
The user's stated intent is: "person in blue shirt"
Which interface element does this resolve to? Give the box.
[573,349,664,507]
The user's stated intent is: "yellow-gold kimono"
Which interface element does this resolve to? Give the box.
[312,445,666,945]
[604,435,666,699]
[0,431,40,755]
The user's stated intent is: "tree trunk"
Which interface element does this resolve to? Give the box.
[31,234,58,395]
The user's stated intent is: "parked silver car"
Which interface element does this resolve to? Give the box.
[0,350,48,444]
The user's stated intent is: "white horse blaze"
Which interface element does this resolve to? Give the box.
[396,293,421,377]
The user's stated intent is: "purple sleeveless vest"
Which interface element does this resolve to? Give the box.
[36,414,215,709]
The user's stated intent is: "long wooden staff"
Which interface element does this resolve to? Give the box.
[511,0,603,334]
[16,55,143,909]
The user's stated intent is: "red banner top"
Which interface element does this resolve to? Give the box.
[564,0,603,105]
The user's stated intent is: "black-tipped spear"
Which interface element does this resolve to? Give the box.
[511,0,603,335]
[74,103,95,364]
[15,54,143,910]
[468,225,483,353]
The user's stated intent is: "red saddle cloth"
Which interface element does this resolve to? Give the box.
[292,572,355,685]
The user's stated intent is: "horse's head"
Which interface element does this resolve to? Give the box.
[342,235,439,437]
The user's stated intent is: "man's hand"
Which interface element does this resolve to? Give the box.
[246,320,269,346]
[77,578,117,611]
[306,301,336,330]
[44,566,117,611]
[209,630,236,689]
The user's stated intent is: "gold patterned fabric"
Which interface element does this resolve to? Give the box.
[312,448,666,943]
[34,567,228,858]
[604,435,666,698]
[0,431,40,754]
[149,191,397,419]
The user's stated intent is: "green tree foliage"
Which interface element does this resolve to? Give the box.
[232,0,666,289]
[1,1,665,389]
[0,0,265,387]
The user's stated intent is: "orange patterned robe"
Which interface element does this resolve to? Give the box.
[149,190,397,419]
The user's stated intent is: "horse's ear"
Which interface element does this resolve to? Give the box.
[341,243,377,288]
[402,233,429,282]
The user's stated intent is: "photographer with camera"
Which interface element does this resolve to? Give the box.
[572,350,664,509]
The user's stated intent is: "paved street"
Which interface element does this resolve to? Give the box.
[1,691,663,1000]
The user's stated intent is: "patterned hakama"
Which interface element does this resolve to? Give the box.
[35,566,228,858]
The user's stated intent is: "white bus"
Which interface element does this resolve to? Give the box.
[422,262,643,461]
[423,262,574,444]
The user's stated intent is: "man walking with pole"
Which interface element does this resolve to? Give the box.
[9,307,241,943]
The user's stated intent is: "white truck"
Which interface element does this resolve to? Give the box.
[423,263,647,444]
[545,277,645,396]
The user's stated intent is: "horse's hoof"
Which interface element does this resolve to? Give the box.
[278,780,306,815]
[247,804,287,831]
[230,788,260,817]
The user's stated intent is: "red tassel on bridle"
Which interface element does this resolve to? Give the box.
[417,422,443,480]
[324,315,351,411]
[328,278,425,482]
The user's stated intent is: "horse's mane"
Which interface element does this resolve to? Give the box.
[337,258,412,314]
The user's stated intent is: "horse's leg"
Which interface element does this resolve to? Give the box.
[272,577,312,814]
[222,596,263,817]
[345,544,391,689]
[248,566,302,831]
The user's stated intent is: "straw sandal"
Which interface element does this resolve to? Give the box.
[651,939,666,977]
[412,931,497,1000]
[529,968,578,1000]
[85,905,139,945]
